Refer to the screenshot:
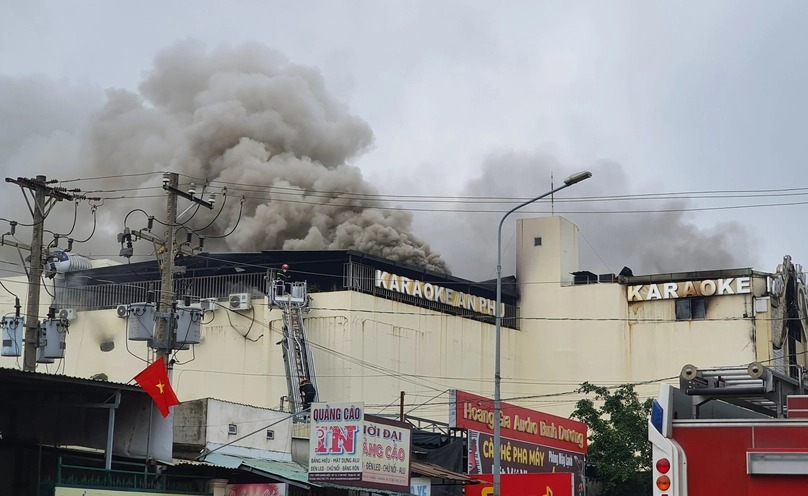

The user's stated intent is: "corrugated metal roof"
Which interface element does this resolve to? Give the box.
[171,457,240,470]
[411,461,481,483]
[205,453,414,495]
[239,457,310,486]
[200,452,246,469]
[0,366,142,391]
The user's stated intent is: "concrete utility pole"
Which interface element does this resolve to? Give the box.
[153,173,179,357]
[5,175,78,372]
[152,173,213,363]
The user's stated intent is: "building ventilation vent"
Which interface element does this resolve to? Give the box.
[266,429,274,440]
[228,423,238,435]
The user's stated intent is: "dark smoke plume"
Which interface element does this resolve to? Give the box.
[417,150,761,280]
[79,40,449,273]
[0,41,763,283]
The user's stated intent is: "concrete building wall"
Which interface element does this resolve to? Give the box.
[511,217,783,410]
[0,289,505,423]
[514,217,634,409]
[202,399,292,455]
[0,216,799,422]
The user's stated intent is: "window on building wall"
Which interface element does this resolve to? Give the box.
[675,297,706,320]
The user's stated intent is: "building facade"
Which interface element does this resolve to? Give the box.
[1,216,804,421]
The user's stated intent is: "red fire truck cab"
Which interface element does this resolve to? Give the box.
[649,362,808,495]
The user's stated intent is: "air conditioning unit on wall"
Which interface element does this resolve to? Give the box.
[200,298,218,312]
[58,308,77,321]
[229,293,252,311]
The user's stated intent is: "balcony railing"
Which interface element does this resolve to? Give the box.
[39,458,211,495]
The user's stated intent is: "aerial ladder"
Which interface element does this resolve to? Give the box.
[268,270,318,420]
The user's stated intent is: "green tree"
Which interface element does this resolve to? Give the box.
[571,382,654,496]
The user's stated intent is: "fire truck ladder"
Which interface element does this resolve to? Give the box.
[680,362,806,418]
[268,272,318,420]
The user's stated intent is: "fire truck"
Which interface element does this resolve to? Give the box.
[648,362,808,495]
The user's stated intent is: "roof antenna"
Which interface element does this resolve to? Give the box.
[551,171,554,215]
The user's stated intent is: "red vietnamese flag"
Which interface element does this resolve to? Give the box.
[134,358,180,417]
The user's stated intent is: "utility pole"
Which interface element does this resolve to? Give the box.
[152,173,213,364]
[153,173,179,359]
[24,180,46,372]
[5,175,78,371]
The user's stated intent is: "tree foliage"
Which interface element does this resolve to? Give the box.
[571,382,654,496]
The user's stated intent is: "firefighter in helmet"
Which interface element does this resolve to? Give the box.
[276,263,289,282]
[299,377,316,411]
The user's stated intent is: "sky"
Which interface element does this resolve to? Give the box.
[2,1,808,281]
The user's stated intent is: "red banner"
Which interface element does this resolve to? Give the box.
[465,473,574,496]
[449,390,587,453]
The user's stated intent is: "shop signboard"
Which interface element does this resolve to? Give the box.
[464,473,574,496]
[410,477,431,496]
[308,401,364,483]
[362,414,411,492]
[449,390,587,454]
[467,430,585,494]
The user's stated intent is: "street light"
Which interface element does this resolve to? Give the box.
[493,170,592,496]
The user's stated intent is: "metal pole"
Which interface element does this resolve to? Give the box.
[23,176,47,371]
[105,391,120,470]
[493,171,591,496]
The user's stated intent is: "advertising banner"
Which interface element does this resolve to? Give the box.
[464,473,574,496]
[225,483,287,496]
[308,402,364,482]
[362,414,412,492]
[449,390,587,454]
[467,430,585,495]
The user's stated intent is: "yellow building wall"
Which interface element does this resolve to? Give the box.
[0,217,786,422]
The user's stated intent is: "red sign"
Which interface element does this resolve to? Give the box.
[450,390,587,453]
[467,430,585,492]
[465,473,575,496]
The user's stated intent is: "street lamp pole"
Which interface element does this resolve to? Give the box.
[493,170,592,496]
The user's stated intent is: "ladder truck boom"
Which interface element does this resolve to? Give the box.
[649,362,808,495]
[268,270,318,420]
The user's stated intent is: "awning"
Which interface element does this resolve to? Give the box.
[203,453,414,495]
[316,481,414,495]
[410,460,481,484]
